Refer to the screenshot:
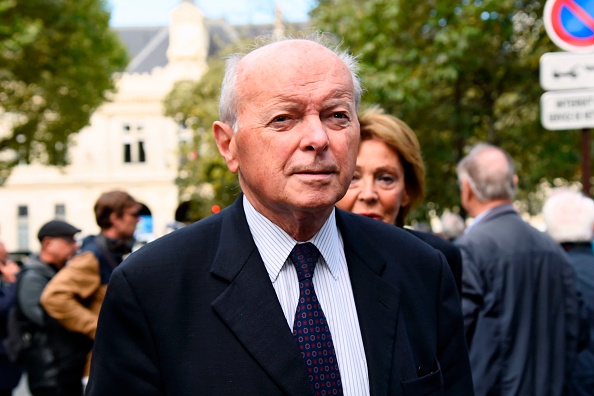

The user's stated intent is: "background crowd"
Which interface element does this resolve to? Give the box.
[0,190,140,395]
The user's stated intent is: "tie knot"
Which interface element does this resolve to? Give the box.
[290,242,320,282]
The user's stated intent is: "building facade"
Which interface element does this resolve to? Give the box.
[0,0,293,252]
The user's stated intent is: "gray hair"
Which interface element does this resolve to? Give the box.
[440,212,466,240]
[218,33,362,131]
[457,143,517,202]
[543,189,594,243]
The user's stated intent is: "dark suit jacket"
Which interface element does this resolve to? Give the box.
[560,243,594,396]
[406,229,463,294]
[455,204,579,396]
[86,197,473,395]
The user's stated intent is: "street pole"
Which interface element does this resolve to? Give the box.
[582,128,591,197]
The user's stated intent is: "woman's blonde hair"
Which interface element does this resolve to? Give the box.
[358,106,425,227]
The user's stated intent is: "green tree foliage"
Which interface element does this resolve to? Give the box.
[0,0,128,181]
[163,58,239,221]
[312,0,584,219]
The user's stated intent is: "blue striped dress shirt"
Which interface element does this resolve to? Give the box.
[243,196,370,395]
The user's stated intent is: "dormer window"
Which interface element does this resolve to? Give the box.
[122,122,147,164]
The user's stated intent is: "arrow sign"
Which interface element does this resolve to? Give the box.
[541,89,594,130]
[540,52,594,90]
[544,0,594,53]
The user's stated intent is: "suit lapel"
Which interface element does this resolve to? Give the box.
[337,210,403,396]
[210,198,313,396]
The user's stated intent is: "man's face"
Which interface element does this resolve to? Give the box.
[217,41,359,219]
[45,236,78,267]
[112,205,141,240]
[0,242,10,266]
[0,243,8,264]
[0,242,19,282]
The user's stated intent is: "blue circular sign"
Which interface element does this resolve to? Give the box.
[544,0,594,53]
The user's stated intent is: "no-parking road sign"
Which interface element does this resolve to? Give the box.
[544,0,594,53]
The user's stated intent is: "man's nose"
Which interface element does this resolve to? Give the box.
[302,117,329,153]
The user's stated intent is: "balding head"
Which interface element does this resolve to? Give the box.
[457,143,518,202]
[218,35,362,132]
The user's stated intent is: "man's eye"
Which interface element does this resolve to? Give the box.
[325,112,351,129]
[271,115,289,123]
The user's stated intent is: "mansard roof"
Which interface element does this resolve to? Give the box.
[113,20,309,74]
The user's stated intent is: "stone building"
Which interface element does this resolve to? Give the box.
[0,0,299,252]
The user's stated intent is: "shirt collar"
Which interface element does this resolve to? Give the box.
[243,195,343,282]
[464,207,492,234]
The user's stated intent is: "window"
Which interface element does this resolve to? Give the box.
[17,205,29,251]
[138,141,146,163]
[124,143,132,163]
[122,122,147,164]
[55,204,66,220]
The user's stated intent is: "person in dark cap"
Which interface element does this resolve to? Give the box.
[40,190,140,386]
[37,220,82,244]
[8,219,92,395]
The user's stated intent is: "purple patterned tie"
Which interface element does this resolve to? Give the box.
[290,243,343,395]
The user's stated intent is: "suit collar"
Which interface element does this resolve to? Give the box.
[336,209,402,395]
[210,197,314,396]
[242,195,343,282]
[211,202,403,396]
[467,203,517,233]
[208,197,254,282]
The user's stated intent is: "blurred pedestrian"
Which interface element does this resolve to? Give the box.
[440,212,465,242]
[40,190,140,382]
[11,221,89,395]
[543,188,594,396]
[336,106,463,293]
[456,143,580,396]
[0,242,21,396]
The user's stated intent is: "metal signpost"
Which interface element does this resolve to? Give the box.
[542,0,594,196]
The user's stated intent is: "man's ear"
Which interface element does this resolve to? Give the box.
[108,212,119,226]
[461,179,473,203]
[213,121,239,174]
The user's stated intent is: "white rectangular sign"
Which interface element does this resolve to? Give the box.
[540,52,594,91]
[541,89,594,130]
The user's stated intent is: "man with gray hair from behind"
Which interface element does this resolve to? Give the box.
[543,188,594,396]
[455,142,580,396]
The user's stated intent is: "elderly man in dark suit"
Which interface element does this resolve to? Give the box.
[455,143,580,396]
[86,35,473,396]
